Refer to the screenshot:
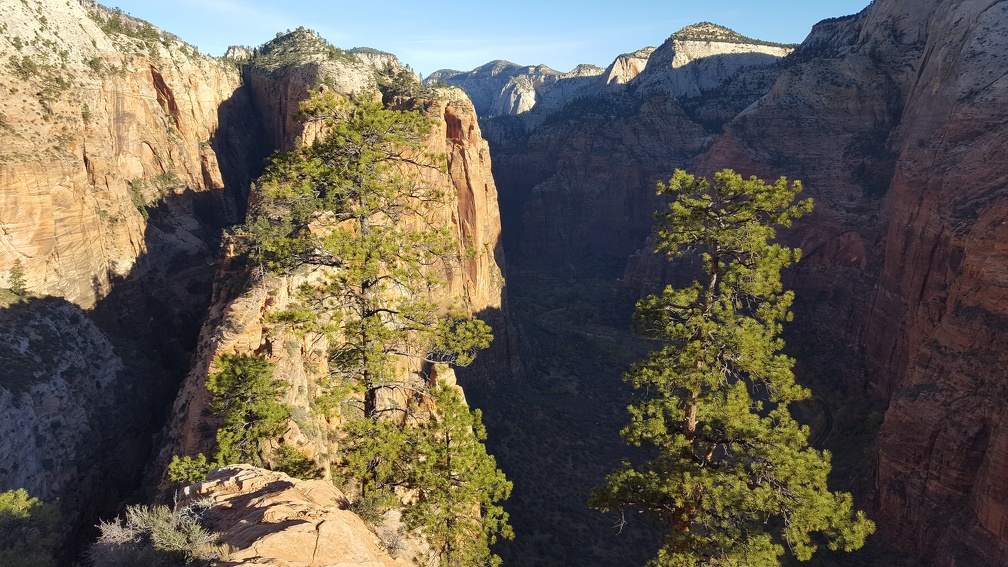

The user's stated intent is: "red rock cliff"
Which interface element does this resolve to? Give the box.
[697,1,1008,563]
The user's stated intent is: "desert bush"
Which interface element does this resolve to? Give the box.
[88,502,228,567]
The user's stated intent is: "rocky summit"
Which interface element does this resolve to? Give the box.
[2,0,1008,566]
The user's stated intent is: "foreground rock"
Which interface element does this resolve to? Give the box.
[179,465,408,566]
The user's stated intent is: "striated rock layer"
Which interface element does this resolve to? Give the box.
[0,0,255,308]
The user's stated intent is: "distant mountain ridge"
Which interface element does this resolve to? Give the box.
[425,22,794,119]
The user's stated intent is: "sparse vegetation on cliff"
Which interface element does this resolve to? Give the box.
[0,488,59,567]
[167,354,290,485]
[672,22,798,49]
[591,170,873,565]
[235,90,510,565]
[8,259,27,296]
[88,502,229,566]
[246,26,354,71]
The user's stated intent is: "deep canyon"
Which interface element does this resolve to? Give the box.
[2,0,1008,565]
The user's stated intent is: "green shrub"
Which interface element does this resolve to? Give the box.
[349,490,394,527]
[88,503,228,566]
[0,489,59,567]
[166,454,213,486]
[270,444,323,479]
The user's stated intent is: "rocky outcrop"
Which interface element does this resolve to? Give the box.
[0,1,275,556]
[0,297,123,501]
[633,23,793,98]
[427,61,570,117]
[178,465,410,566]
[604,47,655,85]
[157,87,506,478]
[241,29,410,152]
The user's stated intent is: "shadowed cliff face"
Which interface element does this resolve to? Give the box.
[698,2,1008,564]
[0,0,272,558]
[483,1,1008,565]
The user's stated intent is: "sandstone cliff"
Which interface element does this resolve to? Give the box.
[0,1,277,556]
[157,84,506,482]
[0,0,254,308]
[483,24,794,280]
[685,3,1008,564]
[467,2,1008,564]
[240,29,410,153]
[633,23,794,98]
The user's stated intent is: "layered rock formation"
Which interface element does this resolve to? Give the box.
[603,47,655,86]
[178,465,410,566]
[0,0,253,307]
[427,61,582,117]
[481,24,793,280]
[633,23,793,97]
[428,23,793,122]
[481,2,1008,565]
[0,2,273,555]
[157,84,506,482]
[239,29,407,152]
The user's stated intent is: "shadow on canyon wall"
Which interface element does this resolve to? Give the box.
[0,81,271,563]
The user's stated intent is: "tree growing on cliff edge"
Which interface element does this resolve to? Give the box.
[590,169,874,566]
[0,488,59,567]
[404,377,513,567]
[243,91,507,561]
[248,92,491,418]
[167,353,290,484]
[8,259,27,296]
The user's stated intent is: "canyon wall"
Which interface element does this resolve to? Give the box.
[485,1,1008,564]
[0,1,269,551]
[484,24,792,281]
[697,2,1008,564]
[0,0,255,308]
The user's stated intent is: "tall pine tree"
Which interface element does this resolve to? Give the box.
[591,169,873,566]
[405,377,513,567]
[244,90,509,561]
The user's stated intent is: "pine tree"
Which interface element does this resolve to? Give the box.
[167,354,290,485]
[205,353,290,466]
[243,91,505,553]
[404,378,513,567]
[590,169,874,566]
[247,92,491,422]
[8,259,27,296]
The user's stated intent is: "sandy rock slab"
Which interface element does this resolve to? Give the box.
[179,465,405,567]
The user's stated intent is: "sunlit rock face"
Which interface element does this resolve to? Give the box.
[0,0,257,308]
[178,465,411,566]
[156,85,506,489]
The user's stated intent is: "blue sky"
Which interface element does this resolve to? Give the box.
[105,1,872,76]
